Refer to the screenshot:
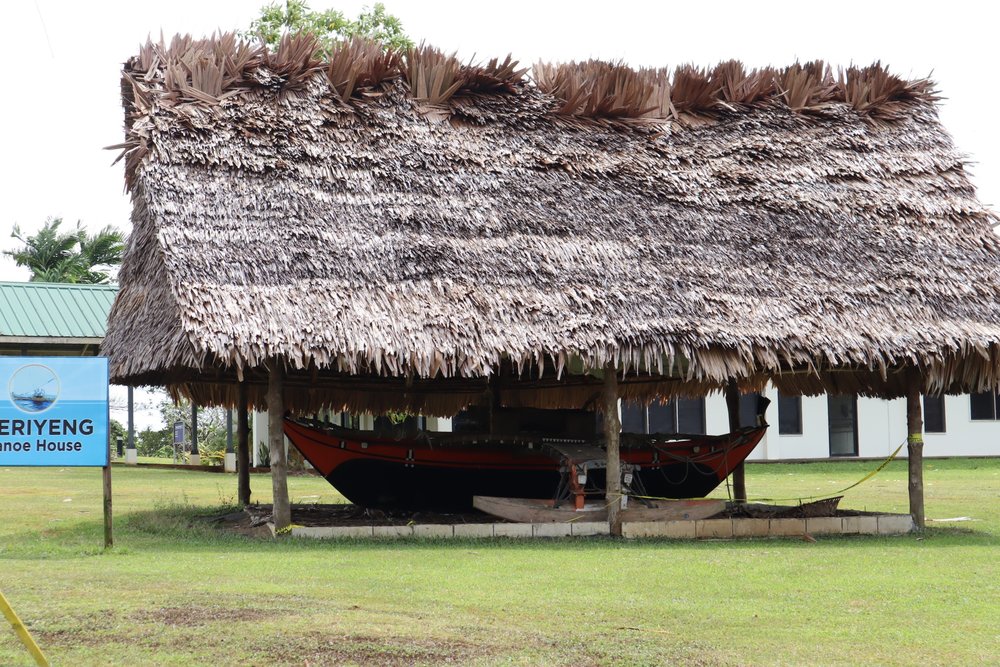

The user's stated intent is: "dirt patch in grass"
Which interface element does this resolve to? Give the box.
[137,604,272,627]
[31,611,117,647]
[267,632,498,666]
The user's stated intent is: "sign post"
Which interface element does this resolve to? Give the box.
[1,356,108,665]
[173,421,184,463]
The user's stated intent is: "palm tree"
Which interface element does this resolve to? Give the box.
[5,217,125,284]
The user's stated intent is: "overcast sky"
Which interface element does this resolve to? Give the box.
[3,0,997,426]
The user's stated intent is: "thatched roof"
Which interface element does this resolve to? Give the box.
[104,34,1000,414]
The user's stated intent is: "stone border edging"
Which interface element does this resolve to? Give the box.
[267,513,914,540]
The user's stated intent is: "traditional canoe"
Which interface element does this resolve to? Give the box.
[283,418,766,511]
[472,495,726,523]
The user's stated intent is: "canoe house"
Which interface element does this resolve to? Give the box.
[104,34,1000,532]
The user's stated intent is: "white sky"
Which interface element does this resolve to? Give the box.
[3,0,998,426]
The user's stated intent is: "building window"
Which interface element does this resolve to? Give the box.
[777,392,802,435]
[737,392,762,428]
[621,399,706,435]
[922,395,946,433]
[969,392,1000,421]
[828,394,858,457]
[620,402,646,434]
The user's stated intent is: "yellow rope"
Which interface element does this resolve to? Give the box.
[628,439,907,505]
[0,589,49,667]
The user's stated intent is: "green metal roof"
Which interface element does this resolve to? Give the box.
[0,282,118,340]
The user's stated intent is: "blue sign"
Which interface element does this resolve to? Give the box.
[0,357,109,467]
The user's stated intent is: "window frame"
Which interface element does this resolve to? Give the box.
[620,398,706,435]
[922,395,946,433]
[969,392,1000,421]
[776,392,803,436]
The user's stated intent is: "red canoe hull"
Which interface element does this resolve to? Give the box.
[283,419,766,511]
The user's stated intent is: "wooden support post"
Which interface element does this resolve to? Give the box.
[725,380,747,502]
[125,386,137,464]
[268,362,291,532]
[487,373,501,435]
[906,372,925,530]
[237,382,251,506]
[603,363,623,537]
[189,402,200,465]
[224,405,236,472]
[103,463,113,549]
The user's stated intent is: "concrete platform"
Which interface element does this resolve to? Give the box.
[269,512,914,540]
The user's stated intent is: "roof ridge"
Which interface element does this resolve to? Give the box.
[120,33,938,122]
[0,281,119,290]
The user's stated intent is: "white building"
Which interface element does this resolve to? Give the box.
[711,387,995,460]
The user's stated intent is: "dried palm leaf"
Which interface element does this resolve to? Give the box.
[634,67,673,120]
[405,44,463,105]
[534,60,656,119]
[670,65,721,117]
[327,37,401,101]
[712,61,776,107]
[461,54,528,93]
[776,61,838,111]
[262,33,325,91]
[839,62,938,121]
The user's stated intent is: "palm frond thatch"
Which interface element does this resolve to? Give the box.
[533,60,658,119]
[261,32,325,92]
[776,60,838,111]
[404,44,464,105]
[326,37,401,101]
[102,34,995,415]
[461,54,528,94]
[712,60,777,107]
[839,62,939,120]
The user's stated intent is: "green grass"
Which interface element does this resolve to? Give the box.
[0,459,997,666]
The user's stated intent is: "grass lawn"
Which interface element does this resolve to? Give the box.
[0,459,997,666]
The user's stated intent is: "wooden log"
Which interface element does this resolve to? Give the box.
[906,371,925,530]
[237,381,251,506]
[725,380,747,502]
[603,363,622,537]
[268,362,291,532]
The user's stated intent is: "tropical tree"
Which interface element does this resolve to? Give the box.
[248,1,412,52]
[5,217,125,284]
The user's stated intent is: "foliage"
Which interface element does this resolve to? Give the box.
[4,217,125,284]
[160,398,231,462]
[110,419,126,453]
[256,439,271,468]
[132,397,232,461]
[135,426,172,458]
[248,1,412,53]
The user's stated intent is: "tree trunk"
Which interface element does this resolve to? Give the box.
[603,364,622,537]
[237,381,251,506]
[906,371,925,530]
[725,380,746,502]
[268,362,291,532]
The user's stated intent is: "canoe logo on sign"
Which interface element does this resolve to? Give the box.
[8,364,60,413]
